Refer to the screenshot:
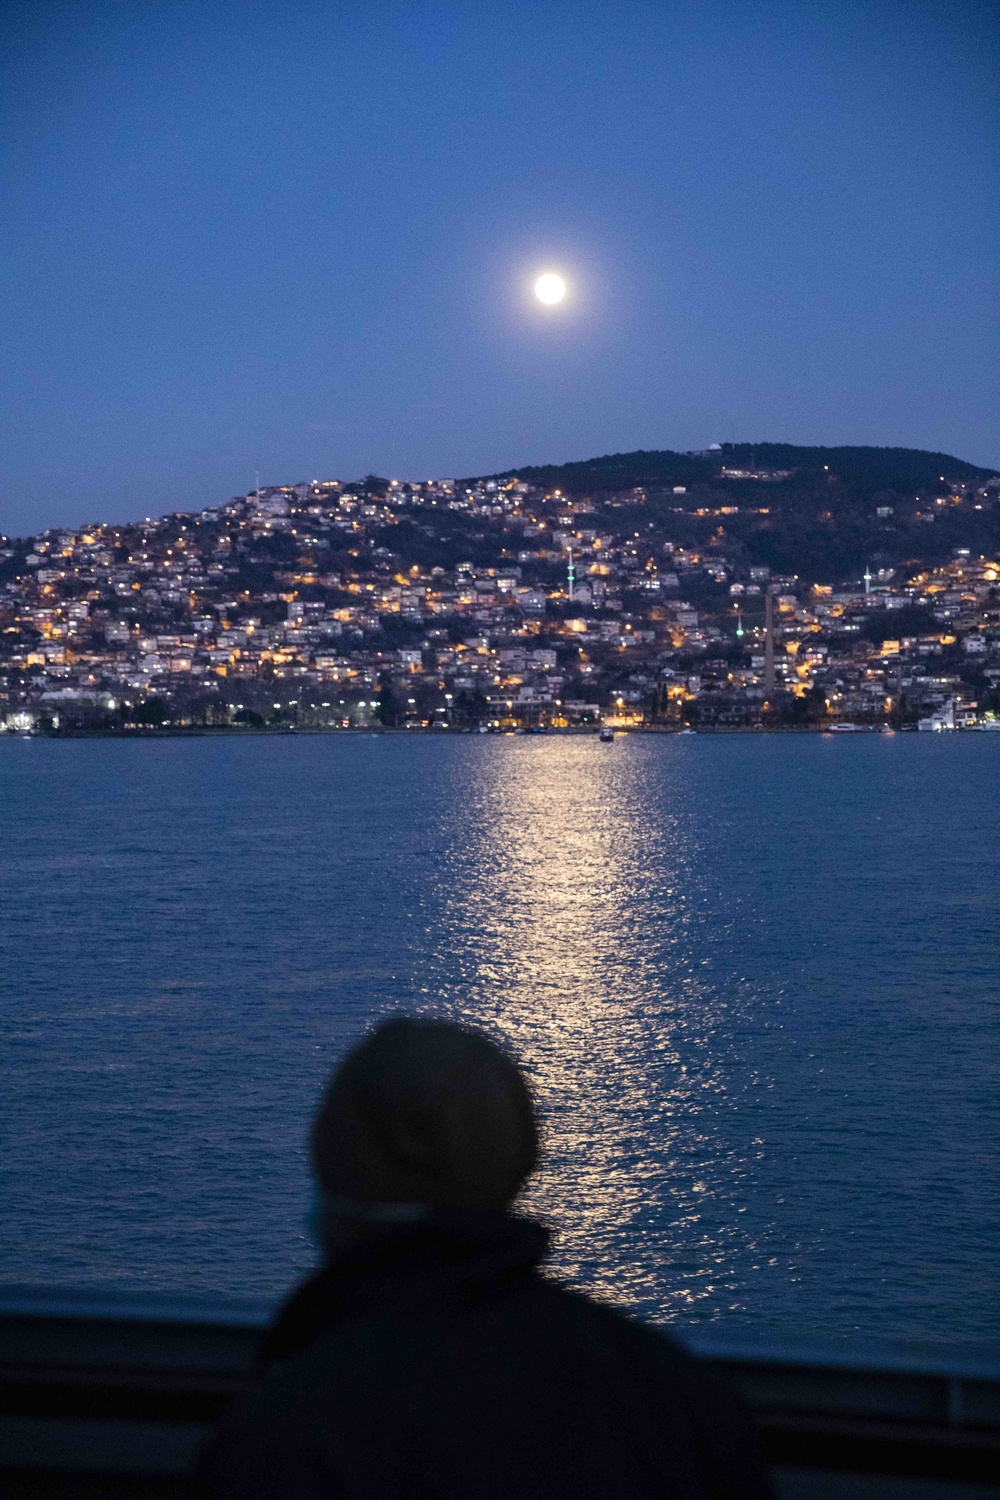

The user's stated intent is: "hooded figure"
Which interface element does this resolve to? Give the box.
[310,1016,538,1223]
[201,1018,770,1500]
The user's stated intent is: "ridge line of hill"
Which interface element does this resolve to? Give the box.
[469,442,997,496]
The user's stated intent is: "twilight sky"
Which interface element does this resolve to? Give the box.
[2,0,997,536]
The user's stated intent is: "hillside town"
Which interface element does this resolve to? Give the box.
[2,464,1000,734]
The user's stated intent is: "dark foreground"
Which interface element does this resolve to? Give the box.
[0,1291,997,1499]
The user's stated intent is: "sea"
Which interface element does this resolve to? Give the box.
[1,731,997,1349]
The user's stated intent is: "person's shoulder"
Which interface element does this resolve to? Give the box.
[528,1275,694,1363]
[529,1279,760,1424]
[531,1282,771,1496]
[197,1352,343,1498]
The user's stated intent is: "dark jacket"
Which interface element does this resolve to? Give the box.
[201,1210,771,1500]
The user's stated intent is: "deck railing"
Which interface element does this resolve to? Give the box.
[0,1289,997,1498]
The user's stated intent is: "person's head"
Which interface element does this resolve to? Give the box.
[311,1018,537,1213]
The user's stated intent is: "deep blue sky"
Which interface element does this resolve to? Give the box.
[2,1,997,536]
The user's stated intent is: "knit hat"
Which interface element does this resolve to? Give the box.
[311,1018,538,1211]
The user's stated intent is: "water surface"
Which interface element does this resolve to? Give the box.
[0,733,996,1345]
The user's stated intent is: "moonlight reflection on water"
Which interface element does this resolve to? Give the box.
[424,738,767,1320]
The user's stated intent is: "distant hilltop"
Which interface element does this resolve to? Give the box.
[474,443,997,500]
[2,436,999,737]
[2,439,998,591]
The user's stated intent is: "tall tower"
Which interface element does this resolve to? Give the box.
[864,565,873,596]
[567,549,575,603]
[764,587,776,695]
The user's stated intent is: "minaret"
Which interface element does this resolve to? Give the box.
[764,587,775,695]
[567,549,575,603]
[864,565,872,596]
[735,606,744,639]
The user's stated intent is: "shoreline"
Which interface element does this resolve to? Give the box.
[0,723,947,740]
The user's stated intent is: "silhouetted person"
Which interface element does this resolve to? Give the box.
[201,1018,771,1499]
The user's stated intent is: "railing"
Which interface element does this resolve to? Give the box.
[0,1288,997,1498]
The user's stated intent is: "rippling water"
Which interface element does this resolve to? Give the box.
[0,733,997,1345]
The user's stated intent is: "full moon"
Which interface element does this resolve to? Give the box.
[534,272,567,305]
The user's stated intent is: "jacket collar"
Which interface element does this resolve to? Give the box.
[261,1208,549,1365]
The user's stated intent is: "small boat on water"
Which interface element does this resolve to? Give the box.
[598,725,614,743]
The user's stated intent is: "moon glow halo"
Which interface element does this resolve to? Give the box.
[534,272,567,305]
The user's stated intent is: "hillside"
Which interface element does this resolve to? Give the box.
[475,443,1000,582]
[477,443,996,498]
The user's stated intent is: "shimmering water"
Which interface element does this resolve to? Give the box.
[0,733,997,1345]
